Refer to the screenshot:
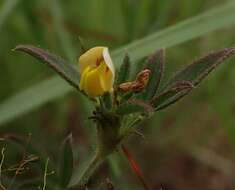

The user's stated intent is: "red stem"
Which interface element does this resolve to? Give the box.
[121,145,150,190]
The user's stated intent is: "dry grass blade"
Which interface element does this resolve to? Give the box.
[0,148,6,190]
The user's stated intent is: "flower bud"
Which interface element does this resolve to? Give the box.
[118,69,151,92]
[78,47,115,97]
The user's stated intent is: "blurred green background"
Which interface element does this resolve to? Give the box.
[1,0,235,189]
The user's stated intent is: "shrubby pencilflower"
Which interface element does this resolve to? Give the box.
[14,43,235,189]
[78,47,115,97]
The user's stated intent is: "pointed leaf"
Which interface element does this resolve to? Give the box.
[154,48,235,111]
[141,49,165,100]
[155,90,190,111]
[14,45,80,90]
[116,98,154,116]
[165,47,235,87]
[116,103,143,116]
[102,92,112,110]
[116,53,131,85]
[58,134,74,188]
[121,92,134,102]
[151,81,194,109]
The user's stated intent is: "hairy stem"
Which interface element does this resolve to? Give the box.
[70,112,121,189]
[70,150,107,189]
[79,151,103,186]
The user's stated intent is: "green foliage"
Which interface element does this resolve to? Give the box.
[1,2,235,126]
[58,134,74,188]
[140,49,165,100]
[116,53,131,85]
[151,81,193,109]
[116,99,154,116]
[165,47,235,87]
[1,0,235,189]
[51,0,76,62]
[102,92,112,110]
[112,2,235,64]
[151,47,235,111]
[0,77,71,126]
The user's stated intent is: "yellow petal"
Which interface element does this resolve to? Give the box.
[79,66,91,90]
[93,61,111,91]
[100,69,113,91]
[78,46,115,97]
[78,46,105,74]
[83,68,105,97]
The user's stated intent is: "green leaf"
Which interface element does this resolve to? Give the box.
[155,91,189,112]
[116,103,142,116]
[140,49,165,100]
[1,2,235,125]
[58,134,74,188]
[102,92,112,110]
[116,53,131,85]
[108,153,121,177]
[154,48,235,111]
[165,47,235,87]
[120,92,134,103]
[151,81,193,109]
[14,45,80,91]
[116,99,154,116]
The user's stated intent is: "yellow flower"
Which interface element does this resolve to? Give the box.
[78,47,115,97]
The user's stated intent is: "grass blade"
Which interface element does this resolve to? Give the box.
[0,77,72,126]
[111,2,235,64]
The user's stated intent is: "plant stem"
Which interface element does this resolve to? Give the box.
[70,113,121,189]
[79,152,102,186]
[70,150,106,189]
[122,145,150,190]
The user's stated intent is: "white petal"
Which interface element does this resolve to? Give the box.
[103,47,115,82]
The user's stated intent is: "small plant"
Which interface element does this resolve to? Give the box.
[13,44,235,189]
